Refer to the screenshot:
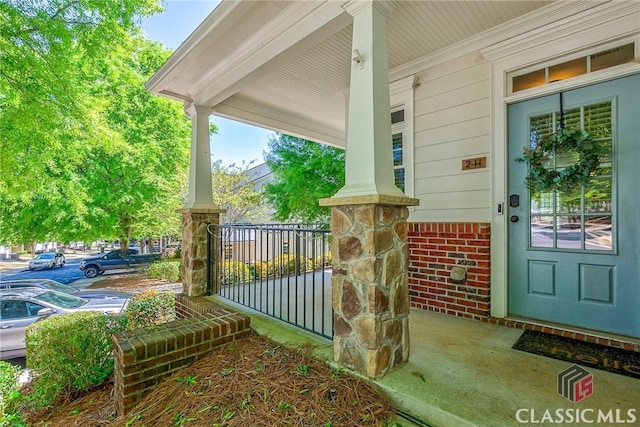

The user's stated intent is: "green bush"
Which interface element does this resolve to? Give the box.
[0,361,24,425]
[25,311,129,407]
[271,254,313,276]
[145,260,181,282]
[313,251,332,269]
[125,290,176,329]
[219,260,252,285]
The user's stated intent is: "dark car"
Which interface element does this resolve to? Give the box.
[79,249,160,278]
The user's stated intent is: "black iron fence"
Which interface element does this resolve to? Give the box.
[207,224,333,339]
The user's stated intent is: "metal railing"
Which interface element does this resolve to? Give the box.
[207,223,333,339]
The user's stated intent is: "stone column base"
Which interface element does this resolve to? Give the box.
[329,203,412,379]
[177,208,225,296]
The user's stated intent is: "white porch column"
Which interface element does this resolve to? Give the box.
[333,0,404,199]
[184,103,215,209]
[179,103,225,296]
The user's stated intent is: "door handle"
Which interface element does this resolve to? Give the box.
[510,215,519,223]
[1,324,14,329]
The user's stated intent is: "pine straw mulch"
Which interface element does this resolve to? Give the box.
[25,334,395,426]
[23,274,397,426]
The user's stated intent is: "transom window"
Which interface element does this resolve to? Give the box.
[511,43,634,93]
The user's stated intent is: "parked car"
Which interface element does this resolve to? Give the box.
[0,279,132,301]
[28,252,65,270]
[0,288,129,360]
[79,249,161,278]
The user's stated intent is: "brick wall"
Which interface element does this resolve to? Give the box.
[407,222,491,319]
[112,296,251,416]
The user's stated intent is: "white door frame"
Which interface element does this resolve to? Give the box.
[482,3,640,318]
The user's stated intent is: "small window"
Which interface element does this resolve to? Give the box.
[392,132,405,192]
[391,110,405,124]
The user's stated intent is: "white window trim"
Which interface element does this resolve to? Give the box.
[389,75,415,199]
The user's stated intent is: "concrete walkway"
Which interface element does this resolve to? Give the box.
[216,299,640,427]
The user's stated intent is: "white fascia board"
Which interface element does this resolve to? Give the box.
[213,96,346,149]
[146,0,247,94]
[194,1,351,107]
[388,1,608,83]
[482,1,640,65]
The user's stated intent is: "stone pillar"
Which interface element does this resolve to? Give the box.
[177,208,225,296]
[322,198,416,378]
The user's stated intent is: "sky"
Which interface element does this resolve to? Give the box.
[142,0,274,168]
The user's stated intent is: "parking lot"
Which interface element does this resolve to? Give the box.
[1,250,102,284]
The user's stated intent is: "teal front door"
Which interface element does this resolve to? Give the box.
[508,74,640,338]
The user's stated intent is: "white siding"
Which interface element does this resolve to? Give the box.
[410,51,491,223]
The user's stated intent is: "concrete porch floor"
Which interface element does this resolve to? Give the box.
[211,296,640,427]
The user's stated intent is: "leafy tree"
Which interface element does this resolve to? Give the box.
[212,161,268,224]
[264,134,344,223]
[78,37,191,251]
[0,0,160,247]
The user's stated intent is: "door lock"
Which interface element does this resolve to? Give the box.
[510,215,519,223]
[509,194,520,208]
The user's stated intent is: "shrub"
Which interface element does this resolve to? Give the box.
[219,260,252,285]
[252,261,273,279]
[125,290,176,329]
[271,254,313,276]
[25,311,129,407]
[145,260,181,282]
[0,361,24,424]
[313,251,332,269]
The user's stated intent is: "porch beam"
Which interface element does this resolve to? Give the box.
[195,2,351,108]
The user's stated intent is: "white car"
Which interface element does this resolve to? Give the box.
[28,252,65,270]
[0,288,129,360]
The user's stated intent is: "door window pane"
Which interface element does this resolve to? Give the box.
[556,190,581,214]
[584,178,612,213]
[531,216,554,248]
[584,102,612,138]
[585,216,612,251]
[556,216,582,249]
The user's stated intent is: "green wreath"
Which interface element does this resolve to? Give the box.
[517,128,602,192]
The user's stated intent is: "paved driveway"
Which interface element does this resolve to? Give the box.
[0,258,85,284]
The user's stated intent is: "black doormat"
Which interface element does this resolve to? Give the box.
[512,330,640,379]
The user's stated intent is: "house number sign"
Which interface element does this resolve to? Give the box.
[462,156,487,170]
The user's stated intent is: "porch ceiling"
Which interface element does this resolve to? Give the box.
[147,0,555,146]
